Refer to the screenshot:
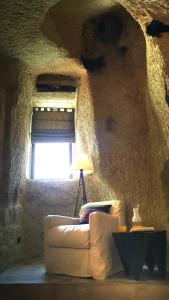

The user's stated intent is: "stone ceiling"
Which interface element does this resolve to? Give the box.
[0,0,168,75]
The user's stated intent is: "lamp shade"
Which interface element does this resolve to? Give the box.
[71,153,93,174]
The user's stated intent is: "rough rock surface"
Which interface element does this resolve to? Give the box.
[0,0,169,270]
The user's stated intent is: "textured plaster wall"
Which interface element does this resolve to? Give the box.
[23,180,78,259]
[0,87,5,191]
[0,59,33,271]
[77,9,152,226]
[0,0,169,268]
[119,0,169,253]
[144,39,169,228]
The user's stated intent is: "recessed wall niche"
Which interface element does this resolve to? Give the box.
[81,6,128,72]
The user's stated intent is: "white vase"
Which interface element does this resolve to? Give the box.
[132,205,142,227]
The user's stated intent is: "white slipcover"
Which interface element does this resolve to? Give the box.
[48,224,90,248]
[44,200,124,279]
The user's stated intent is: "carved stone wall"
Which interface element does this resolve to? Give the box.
[0,60,32,271]
[0,0,169,270]
[120,0,169,257]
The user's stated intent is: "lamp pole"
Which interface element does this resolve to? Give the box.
[74,169,87,217]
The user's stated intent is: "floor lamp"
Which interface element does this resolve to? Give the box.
[71,153,93,217]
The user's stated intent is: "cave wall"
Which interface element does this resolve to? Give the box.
[120,0,169,255]
[0,60,32,271]
[144,38,169,228]
[0,1,169,268]
[23,180,79,259]
[0,87,5,190]
[78,9,153,226]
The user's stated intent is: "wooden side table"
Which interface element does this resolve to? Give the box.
[113,230,166,280]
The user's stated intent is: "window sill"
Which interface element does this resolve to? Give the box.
[28,178,74,182]
[26,178,78,185]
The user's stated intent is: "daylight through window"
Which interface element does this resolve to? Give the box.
[31,107,75,179]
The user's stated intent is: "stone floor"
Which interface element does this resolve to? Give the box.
[0,259,169,300]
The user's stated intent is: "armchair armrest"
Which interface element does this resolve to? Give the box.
[44,215,81,232]
[89,212,121,279]
[89,211,119,243]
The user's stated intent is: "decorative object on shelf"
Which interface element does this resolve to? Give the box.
[130,226,155,232]
[71,153,93,217]
[118,215,127,232]
[132,204,143,228]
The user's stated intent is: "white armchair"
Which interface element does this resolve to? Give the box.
[44,200,125,279]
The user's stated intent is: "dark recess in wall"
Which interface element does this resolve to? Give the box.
[81,10,126,72]
[165,94,169,106]
[17,237,21,244]
[161,159,169,221]
[81,55,105,72]
[105,116,116,132]
[94,14,123,43]
[146,20,169,37]
[36,74,77,92]
[37,84,76,92]
[165,84,169,106]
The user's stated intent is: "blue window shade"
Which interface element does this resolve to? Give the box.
[31,107,75,143]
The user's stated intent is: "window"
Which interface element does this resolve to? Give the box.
[32,142,72,179]
[31,107,75,180]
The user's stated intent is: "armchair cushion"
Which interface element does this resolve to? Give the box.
[48,223,90,249]
[80,200,124,219]
[79,205,112,224]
